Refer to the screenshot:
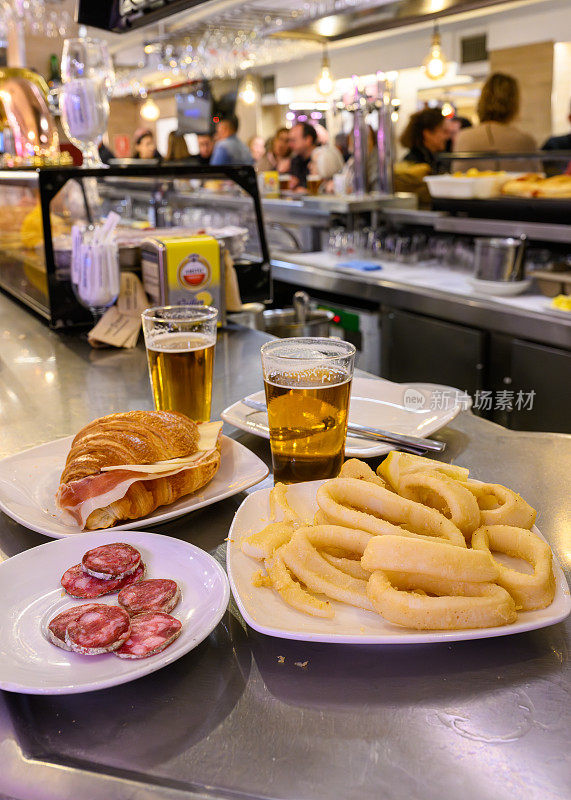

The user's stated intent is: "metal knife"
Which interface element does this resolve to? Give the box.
[240,398,446,453]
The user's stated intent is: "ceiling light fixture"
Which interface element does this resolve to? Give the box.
[423,24,448,81]
[239,74,258,105]
[140,98,160,122]
[316,44,334,96]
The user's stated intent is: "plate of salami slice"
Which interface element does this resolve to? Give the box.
[0,531,229,694]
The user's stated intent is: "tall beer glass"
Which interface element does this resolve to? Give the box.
[142,305,218,422]
[261,338,356,483]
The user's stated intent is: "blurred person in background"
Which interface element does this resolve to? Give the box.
[444,116,472,152]
[197,133,214,164]
[257,127,291,173]
[399,108,451,171]
[312,124,344,180]
[165,131,191,162]
[289,122,318,189]
[210,115,253,166]
[248,135,267,166]
[132,128,161,160]
[335,132,350,162]
[542,98,571,175]
[454,73,537,170]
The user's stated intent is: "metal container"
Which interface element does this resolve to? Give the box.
[262,308,334,338]
[473,236,527,282]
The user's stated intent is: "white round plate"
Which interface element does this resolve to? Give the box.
[469,278,532,296]
[221,377,465,458]
[0,435,268,539]
[227,482,570,645]
[0,530,230,694]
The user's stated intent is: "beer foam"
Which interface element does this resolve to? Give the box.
[147,331,216,353]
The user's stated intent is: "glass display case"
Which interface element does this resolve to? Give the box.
[0,164,270,328]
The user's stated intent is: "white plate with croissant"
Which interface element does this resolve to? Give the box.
[227,454,570,644]
[0,411,269,539]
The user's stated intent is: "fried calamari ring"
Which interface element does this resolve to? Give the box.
[317,478,466,547]
[280,526,374,611]
[264,547,334,618]
[321,552,371,581]
[466,480,536,529]
[377,451,469,491]
[339,459,393,490]
[367,571,517,630]
[382,570,485,598]
[397,471,481,539]
[241,522,295,560]
[471,525,555,610]
[361,535,498,583]
[270,482,313,524]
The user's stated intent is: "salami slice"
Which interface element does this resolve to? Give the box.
[47,603,102,651]
[118,578,180,616]
[82,543,141,580]
[115,612,182,659]
[61,562,146,599]
[65,606,131,655]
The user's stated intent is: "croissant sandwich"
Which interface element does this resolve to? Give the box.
[56,411,223,530]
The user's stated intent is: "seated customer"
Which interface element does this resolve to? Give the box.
[289,122,318,189]
[132,129,161,161]
[399,108,451,172]
[197,133,214,164]
[454,73,538,171]
[165,131,191,162]
[210,115,254,166]
[257,128,291,173]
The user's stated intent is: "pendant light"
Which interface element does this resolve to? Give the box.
[316,44,334,96]
[423,24,448,81]
[140,98,160,121]
[239,74,258,105]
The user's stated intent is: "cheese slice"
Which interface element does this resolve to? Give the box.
[101,421,223,474]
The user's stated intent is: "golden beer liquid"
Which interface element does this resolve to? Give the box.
[306,176,322,196]
[264,368,351,483]
[146,332,215,422]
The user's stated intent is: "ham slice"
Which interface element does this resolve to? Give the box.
[56,449,216,529]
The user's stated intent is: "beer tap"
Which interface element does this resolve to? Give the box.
[375,71,395,195]
[351,77,368,197]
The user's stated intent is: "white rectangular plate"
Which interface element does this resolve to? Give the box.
[227,481,571,645]
[221,378,464,458]
[0,530,230,694]
[0,435,268,539]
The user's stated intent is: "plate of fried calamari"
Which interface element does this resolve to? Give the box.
[227,453,570,644]
[0,411,268,539]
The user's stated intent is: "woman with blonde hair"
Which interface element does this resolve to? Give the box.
[454,73,537,170]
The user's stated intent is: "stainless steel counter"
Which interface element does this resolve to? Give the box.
[0,292,570,800]
[271,253,571,351]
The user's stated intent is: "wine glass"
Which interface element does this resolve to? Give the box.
[60,37,115,168]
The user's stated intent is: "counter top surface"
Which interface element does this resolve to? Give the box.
[0,291,569,800]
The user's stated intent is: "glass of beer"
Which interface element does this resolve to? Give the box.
[261,338,356,483]
[306,175,322,196]
[142,305,218,422]
[279,173,291,194]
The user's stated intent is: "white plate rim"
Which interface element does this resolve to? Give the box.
[0,529,230,694]
[227,484,571,645]
[220,377,464,458]
[0,434,269,539]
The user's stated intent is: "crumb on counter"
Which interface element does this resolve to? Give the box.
[294,660,309,669]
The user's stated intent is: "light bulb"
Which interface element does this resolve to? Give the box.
[240,76,257,105]
[317,65,334,96]
[316,45,334,96]
[140,98,160,121]
[423,26,448,80]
